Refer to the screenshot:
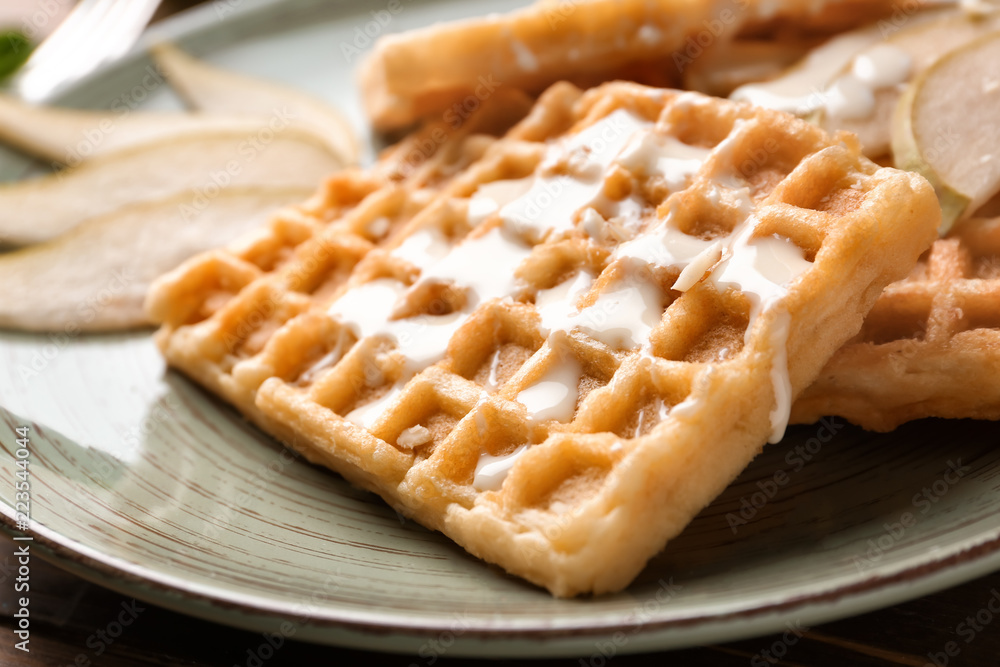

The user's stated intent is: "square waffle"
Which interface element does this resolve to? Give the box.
[147,81,939,596]
[794,216,1000,431]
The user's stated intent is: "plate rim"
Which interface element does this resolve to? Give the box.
[5,507,1000,652]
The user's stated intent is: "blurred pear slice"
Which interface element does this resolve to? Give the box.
[0,187,310,332]
[151,42,358,164]
[818,10,1000,157]
[729,7,943,120]
[0,127,343,246]
[730,23,885,114]
[893,31,1000,233]
[0,94,272,165]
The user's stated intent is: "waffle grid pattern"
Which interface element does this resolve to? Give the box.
[793,216,1000,431]
[146,86,540,424]
[148,81,938,595]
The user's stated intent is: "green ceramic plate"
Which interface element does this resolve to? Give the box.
[2,0,1000,657]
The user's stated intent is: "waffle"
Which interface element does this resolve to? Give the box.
[793,216,1000,431]
[147,81,939,596]
[359,0,905,130]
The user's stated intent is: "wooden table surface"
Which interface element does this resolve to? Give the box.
[2,1,1000,665]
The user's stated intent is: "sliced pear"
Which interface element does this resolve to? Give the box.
[0,187,310,332]
[730,22,887,114]
[729,7,945,119]
[818,10,1000,157]
[0,127,343,246]
[893,31,1000,233]
[151,42,358,165]
[0,95,277,165]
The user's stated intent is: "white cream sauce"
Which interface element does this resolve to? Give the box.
[330,108,813,454]
[515,355,584,423]
[732,40,911,122]
[473,445,529,492]
[345,383,404,429]
[500,109,651,242]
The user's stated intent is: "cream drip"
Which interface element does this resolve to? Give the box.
[390,228,450,269]
[571,281,664,351]
[346,383,404,429]
[535,268,661,351]
[473,445,529,491]
[515,355,584,424]
[731,39,911,122]
[709,227,812,442]
[633,397,671,437]
[617,132,710,190]
[500,108,651,242]
[467,177,534,226]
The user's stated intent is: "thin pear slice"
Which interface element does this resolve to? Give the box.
[0,127,343,246]
[730,22,886,114]
[818,10,1000,157]
[729,7,945,117]
[0,94,275,165]
[151,42,358,165]
[0,187,311,332]
[893,30,1000,233]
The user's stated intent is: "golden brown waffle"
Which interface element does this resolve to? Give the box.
[793,216,1000,431]
[147,81,938,596]
[145,85,538,423]
[359,0,904,130]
